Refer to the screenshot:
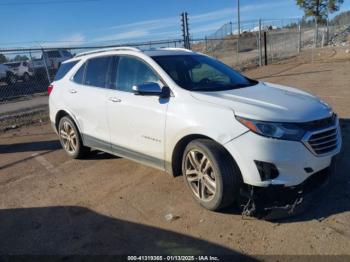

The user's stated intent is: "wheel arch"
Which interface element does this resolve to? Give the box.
[169,133,243,179]
[55,110,83,141]
[170,134,216,177]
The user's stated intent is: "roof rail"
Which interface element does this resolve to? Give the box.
[159,47,193,53]
[75,46,141,58]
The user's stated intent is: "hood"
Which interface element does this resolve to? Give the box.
[190,82,333,122]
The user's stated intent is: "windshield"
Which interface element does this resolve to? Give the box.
[152,54,258,91]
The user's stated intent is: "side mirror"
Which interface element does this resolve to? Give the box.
[132,82,170,98]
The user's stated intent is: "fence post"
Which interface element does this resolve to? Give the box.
[41,48,51,83]
[321,33,325,47]
[236,35,240,67]
[264,31,268,66]
[28,51,36,78]
[314,18,318,48]
[205,36,208,51]
[326,16,330,46]
[258,19,262,67]
[298,20,302,53]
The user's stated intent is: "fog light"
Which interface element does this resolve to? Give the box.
[254,160,279,181]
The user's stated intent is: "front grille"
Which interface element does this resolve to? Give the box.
[299,114,337,130]
[303,122,340,156]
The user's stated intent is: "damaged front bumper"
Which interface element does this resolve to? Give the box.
[240,159,336,220]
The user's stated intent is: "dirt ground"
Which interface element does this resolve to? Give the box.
[0,47,350,258]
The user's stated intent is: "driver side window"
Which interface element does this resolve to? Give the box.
[116,56,160,92]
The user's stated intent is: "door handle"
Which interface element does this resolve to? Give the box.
[69,89,77,94]
[109,97,121,103]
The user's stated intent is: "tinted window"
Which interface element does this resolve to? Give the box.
[73,63,85,84]
[54,61,78,81]
[62,50,72,58]
[116,56,160,92]
[152,55,257,91]
[84,56,111,88]
[47,51,61,58]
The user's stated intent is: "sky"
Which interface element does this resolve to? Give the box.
[0,0,349,48]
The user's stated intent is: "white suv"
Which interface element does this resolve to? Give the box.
[5,61,34,82]
[49,47,341,215]
[0,63,17,85]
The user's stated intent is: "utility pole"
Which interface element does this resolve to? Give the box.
[237,0,240,37]
[181,12,191,49]
[326,8,330,46]
[236,0,241,66]
[258,19,262,66]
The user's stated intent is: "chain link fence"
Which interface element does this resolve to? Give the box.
[0,18,349,105]
[193,18,350,70]
[0,40,184,103]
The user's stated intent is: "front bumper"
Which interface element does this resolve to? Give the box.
[240,159,336,220]
[224,130,341,187]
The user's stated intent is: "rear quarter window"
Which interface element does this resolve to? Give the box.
[54,61,79,81]
[73,63,86,84]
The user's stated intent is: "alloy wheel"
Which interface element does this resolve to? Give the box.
[185,149,217,202]
[9,75,16,85]
[59,120,77,154]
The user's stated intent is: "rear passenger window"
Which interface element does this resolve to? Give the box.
[73,63,85,84]
[54,61,78,81]
[84,56,112,88]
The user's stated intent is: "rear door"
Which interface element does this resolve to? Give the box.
[106,55,169,169]
[67,56,113,151]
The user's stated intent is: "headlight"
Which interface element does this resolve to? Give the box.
[236,116,306,141]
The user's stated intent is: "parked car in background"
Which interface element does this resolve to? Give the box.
[4,61,34,82]
[32,49,73,78]
[0,63,17,85]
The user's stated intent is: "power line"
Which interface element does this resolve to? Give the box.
[0,0,100,6]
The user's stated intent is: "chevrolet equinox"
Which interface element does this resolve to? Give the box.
[49,47,342,215]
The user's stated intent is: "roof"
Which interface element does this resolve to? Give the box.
[74,47,194,58]
[144,48,194,57]
[63,47,196,64]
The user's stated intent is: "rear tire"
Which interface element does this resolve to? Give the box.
[6,72,17,85]
[182,139,242,211]
[58,116,90,159]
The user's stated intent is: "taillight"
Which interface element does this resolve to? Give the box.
[48,84,54,94]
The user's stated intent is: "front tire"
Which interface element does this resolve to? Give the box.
[182,139,242,211]
[23,72,30,82]
[58,116,90,159]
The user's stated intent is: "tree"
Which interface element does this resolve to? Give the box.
[296,0,344,47]
[0,54,7,64]
[296,0,344,23]
[12,55,29,61]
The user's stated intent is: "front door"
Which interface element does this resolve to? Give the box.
[107,55,169,169]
